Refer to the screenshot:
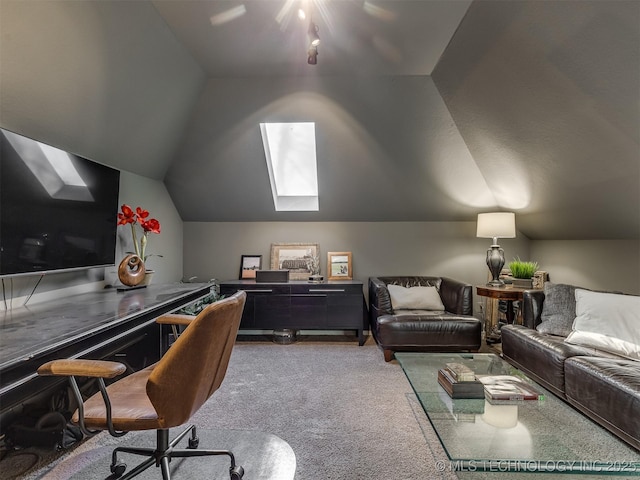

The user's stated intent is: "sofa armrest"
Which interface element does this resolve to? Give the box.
[522,289,545,329]
[440,277,473,315]
[368,277,393,326]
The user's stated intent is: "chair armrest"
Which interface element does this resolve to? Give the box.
[439,277,473,315]
[368,277,393,326]
[156,313,196,326]
[522,289,545,329]
[38,359,126,378]
[38,359,127,438]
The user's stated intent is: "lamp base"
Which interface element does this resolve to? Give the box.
[486,244,505,287]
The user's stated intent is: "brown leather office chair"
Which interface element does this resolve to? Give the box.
[38,290,246,480]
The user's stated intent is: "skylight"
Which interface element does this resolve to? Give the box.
[260,122,319,211]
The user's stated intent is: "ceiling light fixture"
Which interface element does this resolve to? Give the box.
[307,18,320,65]
[307,45,318,65]
[308,20,320,46]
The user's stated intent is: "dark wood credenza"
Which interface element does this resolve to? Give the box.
[219,280,367,345]
[0,283,211,422]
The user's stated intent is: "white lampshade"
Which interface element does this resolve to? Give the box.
[477,212,516,239]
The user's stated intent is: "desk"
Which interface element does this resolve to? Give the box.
[0,283,211,418]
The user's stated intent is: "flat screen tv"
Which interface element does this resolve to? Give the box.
[0,128,120,277]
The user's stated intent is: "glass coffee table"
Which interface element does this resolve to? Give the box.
[396,352,640,474]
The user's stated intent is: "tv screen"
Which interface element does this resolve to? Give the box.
[0,128,120,276]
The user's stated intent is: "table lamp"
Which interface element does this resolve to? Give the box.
[477,212,516,286]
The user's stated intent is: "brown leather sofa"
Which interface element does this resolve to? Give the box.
[369,276,482,361]
[501,288,640,451]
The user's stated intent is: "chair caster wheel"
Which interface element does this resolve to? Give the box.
[188,436,199,449]
[110,460,127,477]
[230,465,244,479]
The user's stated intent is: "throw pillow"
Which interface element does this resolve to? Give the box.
[536,283,578,337]
[565,289,640,360]
[387,284,445,312]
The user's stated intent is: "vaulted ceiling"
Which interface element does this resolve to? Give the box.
[1,0,638,240]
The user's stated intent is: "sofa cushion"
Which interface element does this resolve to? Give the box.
[500,324,602,397]
[387,284,445,312]
[393,309,445,316]
[565,290,640,361]
[374,313,482,351]
[564,356,640,450]
[536,283,578,337]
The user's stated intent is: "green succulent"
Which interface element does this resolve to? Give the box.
[508,258,539,279]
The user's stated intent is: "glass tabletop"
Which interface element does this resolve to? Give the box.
[395,352,640,474]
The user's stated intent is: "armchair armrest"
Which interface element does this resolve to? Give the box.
[156,313,196,326]
[38,359,126,378]
[439,277,473,315]
[522,289,545,329]
[368,277,393,326]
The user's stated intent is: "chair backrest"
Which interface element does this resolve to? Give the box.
[146,290,246,428]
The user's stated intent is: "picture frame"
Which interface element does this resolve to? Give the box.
[239,254,262,279]
[327,252,352,281]
[270,243,320,280]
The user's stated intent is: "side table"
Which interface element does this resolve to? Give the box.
[476,284,540,344]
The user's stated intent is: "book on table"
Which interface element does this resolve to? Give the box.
[445,362,476,382]
[437,367,485,399]
[476,375,544,401]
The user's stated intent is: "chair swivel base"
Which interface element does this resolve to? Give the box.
[111,425,244,480]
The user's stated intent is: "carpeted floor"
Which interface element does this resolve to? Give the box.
[6,335,458,480]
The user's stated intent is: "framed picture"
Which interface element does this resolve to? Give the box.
[239,255,262,279]
[327,252,352,280]
[270,243,319,280]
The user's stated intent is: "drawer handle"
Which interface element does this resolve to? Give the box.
[308,289,345,293]
[242,289,273,293]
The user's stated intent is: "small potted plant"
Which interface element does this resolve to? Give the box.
[508,258,539,288]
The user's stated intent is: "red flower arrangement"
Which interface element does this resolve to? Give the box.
[117,205,161,262]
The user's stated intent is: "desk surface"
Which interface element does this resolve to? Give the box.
[220,279,363,286]
[0,283,211,372]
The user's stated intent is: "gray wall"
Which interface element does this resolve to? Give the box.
[432,0,640,240]
[183,221,530,308]
[165,75,491,223]
[182,222,640,308]
[0,0,205,180]
[2,0,638,309]
[531,240,640,294]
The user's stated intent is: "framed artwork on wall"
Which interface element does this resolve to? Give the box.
[270,243,319,280]
[239,254,262,279]
[327,252,352,281]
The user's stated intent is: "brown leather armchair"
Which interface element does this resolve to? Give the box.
[369,276,481,361]
[37,290,246,480]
